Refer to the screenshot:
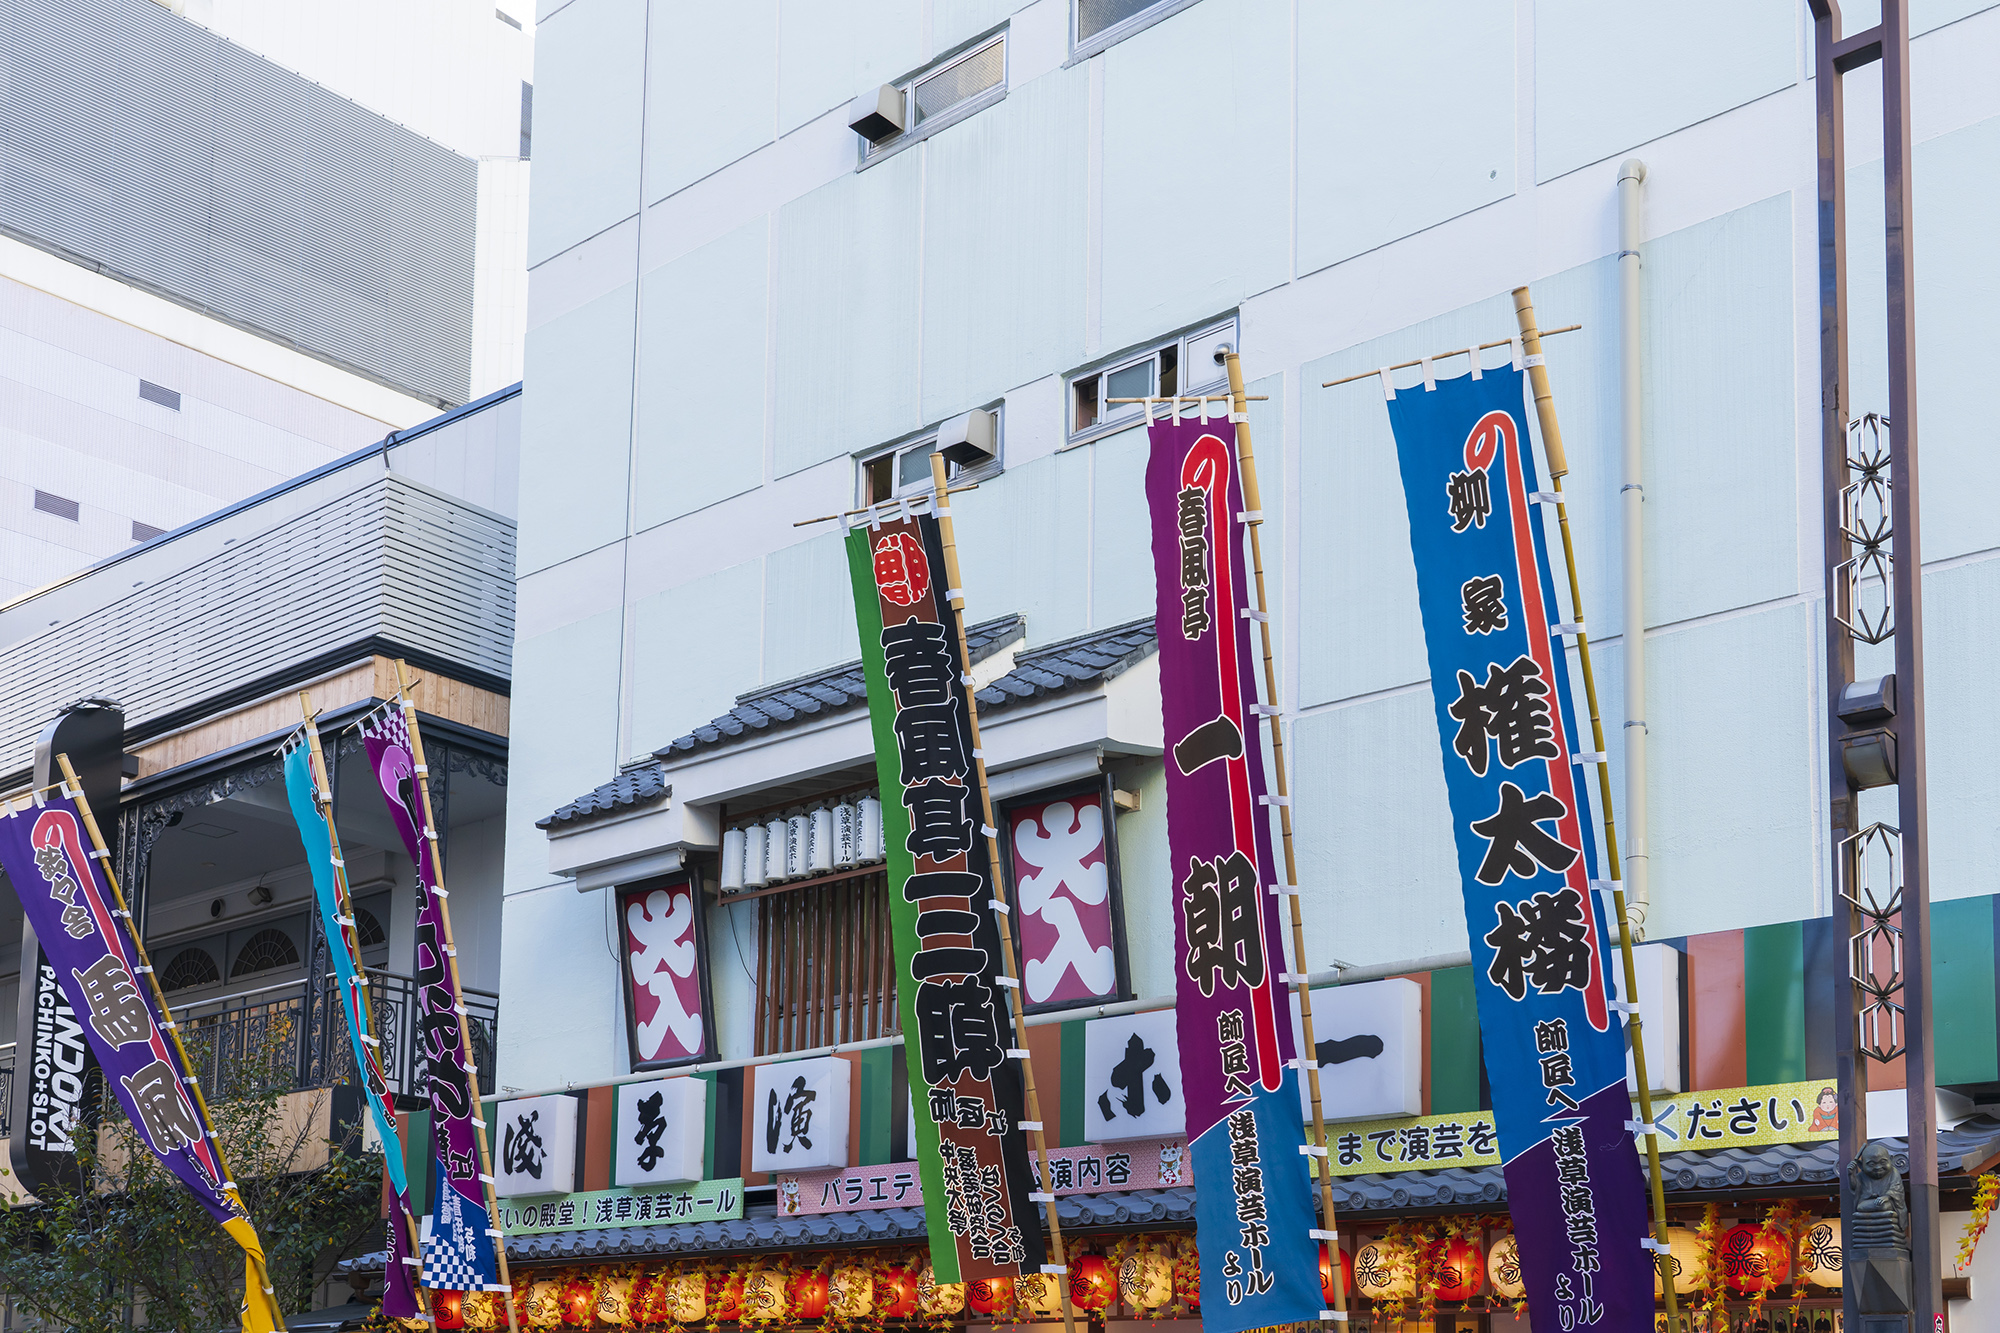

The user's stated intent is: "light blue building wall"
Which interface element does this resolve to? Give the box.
[500,0,2000,1093]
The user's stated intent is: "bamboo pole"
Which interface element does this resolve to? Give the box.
[298,694,432,1321]
[1511,285,1677,1324]
[1320,324,1583,388]
[927,453,1078,1333]
[392,661,523,1333]
[54,752,288,1330]
[1218,353,1348,1320]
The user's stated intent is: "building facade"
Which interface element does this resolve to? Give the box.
[494,0,2000,1327]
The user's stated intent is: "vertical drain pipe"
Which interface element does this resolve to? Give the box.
[1618,158,1650,939]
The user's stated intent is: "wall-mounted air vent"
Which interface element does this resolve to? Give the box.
[139,379,182,410]
[132,521,167,543]
[34,490,79,521]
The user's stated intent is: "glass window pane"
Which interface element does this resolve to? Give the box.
[898,441,937,489]
[1078,0,1160,43]
[1074,375,1099,431]
[1105,359,1153,403]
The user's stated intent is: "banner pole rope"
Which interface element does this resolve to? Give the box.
[299,693,433,1322]
[1219,351,1349,1322]
[1510,285,1678,1325]
[55,751,287,1330]
[927,452,1079,1333]
[391,660,523,1333]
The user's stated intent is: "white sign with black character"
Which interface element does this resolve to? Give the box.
[613,1076,707,1186]
[1083,1008,1184,1143]
[493,1093,578,1197]
[1289,977,1422,1122]
[749,1056,850,1174]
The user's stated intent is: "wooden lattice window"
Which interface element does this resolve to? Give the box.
[751,869,900,1056]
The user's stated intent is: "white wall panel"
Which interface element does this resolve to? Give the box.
[645,0,777,203]
[1089,422,1151,630]
[630,558,765,753]
[1643,603,1817,937]
[1099,0,1289,353]
[1297,0,1514,275]
[635,217,768,531]
[1914,556,2000,901]
[934,0,1018,51]
[763,530,862,683]
[529,0,648,264]
[953,447,1089,645]
[1833,0,1998,33]
[1534,0,1793,182]
[517,282,636,574]
[921,66,1087,422]
[777,0,922,136]
[774,151,921,475]
[1290,693,1468,967]
[505,607,623,897]
[498,881,624,1091]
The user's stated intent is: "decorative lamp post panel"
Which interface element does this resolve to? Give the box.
[750,1056,851,1173]
[494,1094,579,1197]
[1290,977,1422,1122]
[613,1076,707,1186]
[1083,1009,1185,1142]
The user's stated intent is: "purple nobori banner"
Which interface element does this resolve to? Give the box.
[0,786,285,1331]
[1385,366,1649,1329]
[359,707,500,1294]
[1144,417,1321,1333]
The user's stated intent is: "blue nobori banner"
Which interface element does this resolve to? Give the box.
[1385,365,1649,1330]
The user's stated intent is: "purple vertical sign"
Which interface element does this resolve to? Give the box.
[358,707,500,1294]
[1144,416,1321,1333]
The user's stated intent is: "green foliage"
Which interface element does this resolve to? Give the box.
[0,1035,386,1332]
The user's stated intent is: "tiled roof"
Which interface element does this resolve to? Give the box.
[974,617,1156,715]
[537,763,669,830]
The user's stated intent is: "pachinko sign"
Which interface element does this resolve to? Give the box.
[0,785,285,1331]
[1385,364,1649,1329]
[845,511,1045,1283]
[1143,415,1323,1333]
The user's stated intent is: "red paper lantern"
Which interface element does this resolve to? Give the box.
[1319,1244,1354,1306]
[1069,1254,1115,1312]
[1426,1238,1485,1303]
[432,1290,466,1330]
[707,1271,745,1321]
[558,1275,595,1326]
[1172,1248,1200,1309]
[967,1276,1013,1315]
[877,1265,920,1318]
[791,1270,831,1320]
[1719,1224,1792,1295]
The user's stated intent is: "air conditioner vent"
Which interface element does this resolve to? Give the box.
[139,379,182,410]
[34,490,79,522]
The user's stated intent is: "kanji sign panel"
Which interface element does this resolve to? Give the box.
[749,1056,850,1174]
[618,876,715,1069]
[0,787,284,1331]
[846,511,1046,1283]
[1386,365,1650,1330]
[1083,1009,1184,1142]
[1005,787,1123,1008]
[614,1076,707,1186]
[777,1138,1189,1215]
[1144,415,1322,1333]
[493,1093,578,1197]
[1289,977,1422,1122]
[495,1179,743,1234]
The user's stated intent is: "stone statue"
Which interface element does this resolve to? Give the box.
[1846,1139,1909,1255]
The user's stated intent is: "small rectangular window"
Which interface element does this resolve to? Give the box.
[1073,0,1197,56]
[1077,0,1159,42]
[862,33,1006,164]
[1066,317,1234,444]
[34,490,79,522]
[859,408,1003,506]
[139,379,181,411]
[132,520,166,543]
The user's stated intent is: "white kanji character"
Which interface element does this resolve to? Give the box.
[627,886,703,1058]
[1013,801,1114,1002]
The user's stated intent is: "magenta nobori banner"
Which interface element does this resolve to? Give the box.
[1144,415,1322,1333]
[0,786,284,1331]
[1385,364,1650,1329]
[358,706,501,1294]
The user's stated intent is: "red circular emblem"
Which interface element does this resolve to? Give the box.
[873,532,931,606]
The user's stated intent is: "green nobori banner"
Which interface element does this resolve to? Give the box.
[496,1179,744,1235]
[845,513,1045,1284]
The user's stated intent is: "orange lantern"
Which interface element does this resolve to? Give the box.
[708,1270,745,1321]
[1015,1272,1063,1317]
[467,1291,500,1332]
[1070,1254,1115,1312]
[1318,1244,1353,1306]
[791,1268,832,1320]
[559,1274,596,1327]
[662,1270,707,1323]
[433,1290,466,1330]
[742,1270,790,1323]
[918,1266,965,1317]
[1172,1245,1200,1309]
[1718,1224,1792,1295]
[878,1265,920,1318]
[967,1276,1013,1316]
[1426,1238,1484,1303]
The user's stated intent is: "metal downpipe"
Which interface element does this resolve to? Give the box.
[1618,158,1650,940]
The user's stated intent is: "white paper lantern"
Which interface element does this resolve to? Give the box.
[1799,1217,1842,1289]
[809,808,835,874]
[1486,1233,1524,1300]
[785,816,808,878]
[1658,1226,1709,1297]
[859,798,883,862]
[742,823,769,888]
[720,828,746,893]
[832,802,859,868]
[763,819,789,881]
[1354,1241,1414,1300]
